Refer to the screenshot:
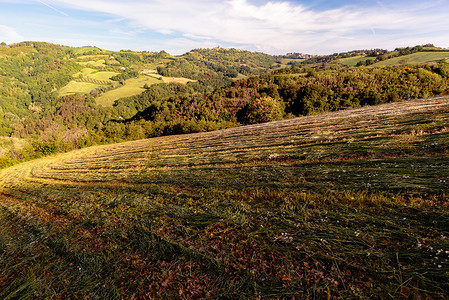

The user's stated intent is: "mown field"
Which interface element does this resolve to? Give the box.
[374,51,449,66]
[59,68,120,97]
[142,70,197,85]
[0,97,448,298]
[96,76,163,107]
[338,55,367,66]
[59,81,107,97]
[60,68,195,105]
[73,68,119,81]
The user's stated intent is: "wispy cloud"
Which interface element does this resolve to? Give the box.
[35,0,69,16]
[4,0,449,53]
[0,25,24,43]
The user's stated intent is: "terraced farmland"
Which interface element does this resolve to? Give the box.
[0,97,448,298]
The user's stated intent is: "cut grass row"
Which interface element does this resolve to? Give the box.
[0,96,448,298]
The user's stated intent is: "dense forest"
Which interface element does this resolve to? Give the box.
[1,42,449,168]
[117,64,449,134]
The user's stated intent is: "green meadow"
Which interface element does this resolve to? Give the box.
[338,55,368,66]
[59,81,106,97]
[96,76,162,107]
[375,51,449,66]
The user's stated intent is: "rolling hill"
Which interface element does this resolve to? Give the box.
[374,51,449,67]
[0,96,448,298]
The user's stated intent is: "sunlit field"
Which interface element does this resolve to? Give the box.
[95,76,163,107]
[374,51,449,66]
[0,96,448,298]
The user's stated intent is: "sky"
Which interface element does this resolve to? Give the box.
[0,0,448,55]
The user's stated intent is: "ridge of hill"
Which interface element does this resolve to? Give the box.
[0,96,448,298]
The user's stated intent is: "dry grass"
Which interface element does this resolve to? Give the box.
[0,96,448,298]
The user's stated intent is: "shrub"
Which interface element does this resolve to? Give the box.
[237,96,284,124]
[437,60,449,78]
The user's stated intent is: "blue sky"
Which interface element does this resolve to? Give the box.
[0,0,448,55]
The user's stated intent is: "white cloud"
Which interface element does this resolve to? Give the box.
[31,0,449,53]
[35,0,69,16]
[0,25,23,43]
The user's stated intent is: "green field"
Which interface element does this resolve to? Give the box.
[142,70,197,84]
[276,58,305,67]
[77,54,108,60]
[78,59,106,67]
[73,67,97,77]
[59,81,106,97]
[0,96,448,298]
[64,70,194,106]
[73,68,118,81]
[374,51,449,66]
[89,71,118,81]
[60,68,119,96]
[76,54,120,66]
[96,76,162,107]
[338,55,367,66]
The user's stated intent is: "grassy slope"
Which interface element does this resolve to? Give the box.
[88,71,119,81]
[96,76,162,107]
[59,81,106,97]
[78,59,106,67]
[0,97,448,298]
[338,55,367,66]
[374,51,449,66]
[142,70,197,85]
[73,68,118,81]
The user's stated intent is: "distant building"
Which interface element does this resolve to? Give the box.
[282,53,317,59]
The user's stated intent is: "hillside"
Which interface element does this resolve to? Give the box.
[0,41,448,177]
[301,45,449,68]
[0,97,448,298]
[0,42,284,163]
[374,51,449,66]
[157,48,278,80]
